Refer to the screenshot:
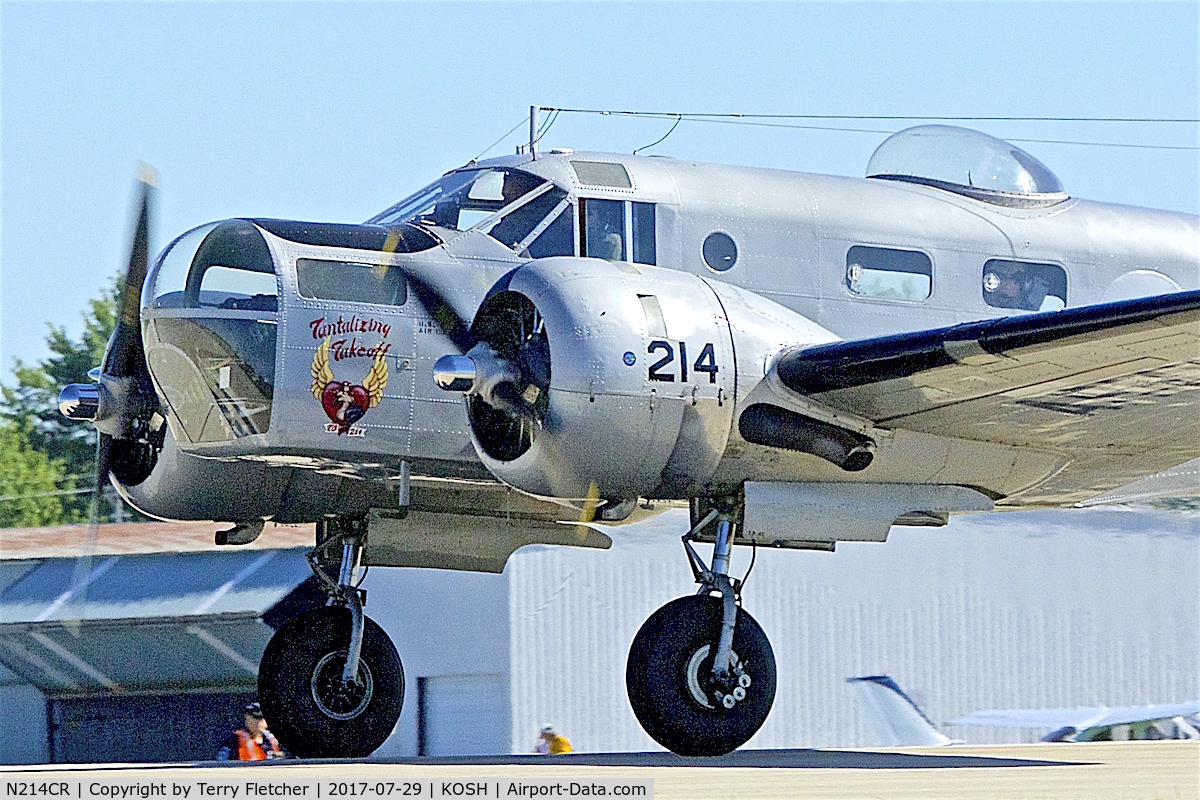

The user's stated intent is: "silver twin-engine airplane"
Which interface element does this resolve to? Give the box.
[57,125,1200,757]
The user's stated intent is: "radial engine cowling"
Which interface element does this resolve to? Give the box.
[442,257,837,502]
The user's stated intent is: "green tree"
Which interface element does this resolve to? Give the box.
[2,275,120,521]
[0,419,75,526]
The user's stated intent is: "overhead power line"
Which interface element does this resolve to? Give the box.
[0,486,93,502]
[472,106,1200,162]
[535,107,1200,153]
[540,108,1200,124]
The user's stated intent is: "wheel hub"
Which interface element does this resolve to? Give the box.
[684,644,752,711]
[311,651,374,720]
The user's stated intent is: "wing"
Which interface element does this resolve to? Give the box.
[362,350,388,408]
[760,290,1200,504]
[950,701,1200,730]
[311,337,333,399]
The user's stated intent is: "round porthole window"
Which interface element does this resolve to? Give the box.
[702,232,738,271]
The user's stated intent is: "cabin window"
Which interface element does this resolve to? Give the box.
[703,232,738,272]
[845,245,932,301]
[580,198,626,261]
[633,202,656,265]
[982,259,1067,312]
[296,259,407,306]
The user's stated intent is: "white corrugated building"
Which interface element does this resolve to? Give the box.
[370,504,1198,755]
[1,506,1196,763]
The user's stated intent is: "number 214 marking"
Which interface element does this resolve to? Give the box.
[648,340,719,383]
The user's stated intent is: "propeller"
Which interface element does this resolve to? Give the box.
[431,292,608,532]
[57,165,161,637]
[432,291,549,414]
[426,276,629,525]
[433,291,551,464]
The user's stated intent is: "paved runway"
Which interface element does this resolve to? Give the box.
[3,742,1196,800]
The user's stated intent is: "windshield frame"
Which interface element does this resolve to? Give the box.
[366,167,554,231]
[467,181,557,234]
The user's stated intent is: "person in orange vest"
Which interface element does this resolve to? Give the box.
[535,725,572,754]
[215,702,286,761]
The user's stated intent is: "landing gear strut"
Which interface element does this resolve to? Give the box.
[259,519,404,758]
[626,503,777,756]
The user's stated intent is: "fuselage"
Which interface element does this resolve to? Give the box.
[121,138,1200,523]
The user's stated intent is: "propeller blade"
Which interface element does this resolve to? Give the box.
[576,481,600,542]
[62,433,112,637]
[104,165,157,379]
[94,432,112,501]
[376,227,475,351]
[489,380,540,420]
[405,271,477,353]
[60,165,155,639]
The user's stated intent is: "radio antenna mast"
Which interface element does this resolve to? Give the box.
[529,105,539,159]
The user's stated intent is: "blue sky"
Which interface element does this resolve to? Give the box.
[2,2,1197,376]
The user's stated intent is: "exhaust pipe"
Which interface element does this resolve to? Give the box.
[739,403,875,472]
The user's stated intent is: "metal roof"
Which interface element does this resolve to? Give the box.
[0,544,313,697]
[0,520,313,560]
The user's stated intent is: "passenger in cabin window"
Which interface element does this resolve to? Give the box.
[984,262,1050,312]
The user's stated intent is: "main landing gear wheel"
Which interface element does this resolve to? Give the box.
[259,606,404,758]
[626,594,776,756]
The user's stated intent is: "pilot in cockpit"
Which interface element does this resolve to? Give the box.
[597,232,624,261]
[583,202,625,262]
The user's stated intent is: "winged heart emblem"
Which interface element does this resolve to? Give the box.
[310,337,388,435]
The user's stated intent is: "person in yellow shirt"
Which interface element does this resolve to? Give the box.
[535,725,572,754]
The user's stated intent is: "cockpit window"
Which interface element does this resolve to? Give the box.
[525,203,575,258]
[570,161,632,188]
[367,168,548,232]
[485,188,569,252]
[580,199,626,261]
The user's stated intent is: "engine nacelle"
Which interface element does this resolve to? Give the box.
[454,257,840,501]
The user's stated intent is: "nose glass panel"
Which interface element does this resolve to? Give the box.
[145,316,276,442]
[144,220,280,444]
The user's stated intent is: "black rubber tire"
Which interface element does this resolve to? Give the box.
[626,594,776,756]
[258,607,403,758]
[108,438,157,486]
